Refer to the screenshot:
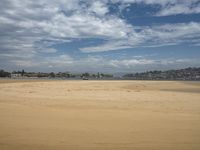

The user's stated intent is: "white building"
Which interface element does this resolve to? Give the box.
[11,73,22,78]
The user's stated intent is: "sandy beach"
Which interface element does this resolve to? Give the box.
[0,80,200,150]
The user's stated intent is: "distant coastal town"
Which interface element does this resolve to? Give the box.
[0,67,200,81]
[123,67,200,81]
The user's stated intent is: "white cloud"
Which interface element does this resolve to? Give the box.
[80,40,133,52]
[3,54,73,69]
[40,48,57,53]
[110,0,200,16]
[89,1,109,16]
[156,1,200,16]
[0,0,200,72]
[80,22,200,52]
[109,59,155,68]
[0,0,200,55]
[1,48,199,72]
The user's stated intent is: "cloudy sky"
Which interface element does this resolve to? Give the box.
[0,0,200,73]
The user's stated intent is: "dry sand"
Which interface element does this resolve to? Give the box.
[0,80,200,150]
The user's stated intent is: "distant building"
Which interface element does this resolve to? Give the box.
[11,73,22,78]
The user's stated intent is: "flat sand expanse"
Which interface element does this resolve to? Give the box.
[0,80,200,150]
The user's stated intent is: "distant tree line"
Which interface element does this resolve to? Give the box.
[0,70,11,77]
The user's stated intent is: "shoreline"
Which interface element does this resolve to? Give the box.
[1,77,200,82]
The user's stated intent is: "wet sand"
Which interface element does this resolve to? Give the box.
[0,80,200,150]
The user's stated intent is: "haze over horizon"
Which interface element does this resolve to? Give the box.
[0,0,200,73]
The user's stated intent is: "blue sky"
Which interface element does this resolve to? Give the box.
[0,0,200,73]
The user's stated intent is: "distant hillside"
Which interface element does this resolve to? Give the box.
[123,67,200,81]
